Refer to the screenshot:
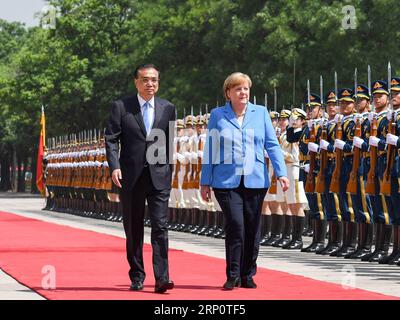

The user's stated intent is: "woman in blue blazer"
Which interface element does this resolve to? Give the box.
[200,72,289,290]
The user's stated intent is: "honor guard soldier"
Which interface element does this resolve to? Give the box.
[383,76,400,265]
[260,111,284,246]
[296,93,326,253]
[314,91,343,255]
[282,107,308,249]
[261,110,281,246]
[170,118,185,230]
[328,88,357,257]
[362,80,393,262]
[346,84,374,259]
[274,109,293,248]
[194,112,209,235]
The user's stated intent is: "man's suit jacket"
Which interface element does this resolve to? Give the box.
[105,95,176,191]
[200,102,287,189]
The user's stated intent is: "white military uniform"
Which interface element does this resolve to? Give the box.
[276,130,308,206]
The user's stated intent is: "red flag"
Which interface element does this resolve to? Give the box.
[36,107,46,196]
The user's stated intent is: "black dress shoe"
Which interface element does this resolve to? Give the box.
[223,277,240,290]
[155,279,174,293]
[241,278,257,288]
[130,280,144,291]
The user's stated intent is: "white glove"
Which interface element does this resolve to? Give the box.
[334,139,346,150]
[353,114,363,123]
[307,119,313,129]
[319,118,328,127]
[303,163,310,173]
[288,116,295,128]
[368,112,376,123]
[308,142,320,153]
[319,139,330,151]
[387,110,393,121]
[386,133,399,146]
[369,136,380,147]
[352,136,364,149]
[264,150,269,158]
[333,114,343,124]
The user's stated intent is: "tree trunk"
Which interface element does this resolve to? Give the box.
[31,150,38,194]
[0,153,12,191]
[11,147,17,192]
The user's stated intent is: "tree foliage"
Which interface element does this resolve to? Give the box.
[0,0,399,191]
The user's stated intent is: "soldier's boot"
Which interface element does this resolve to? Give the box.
[330,221,350,256]
[301,219,326,253]
[205,211,218,236]
[171,207,179,229]
[198,210,209,235]
[117,202,123,222]
[170,207,178,230]
[176,208,189,231]
[336,221,357,257]
[174,208,184,231]
[373,224,393,263]
[380,225,399,264]
[283,216,304,249]
[263,214,283,246]
[260,215,272,245]
[171,207,178,229]
[212,211,224,237]
[191,208,201,233]
[388,225,400,264]
[166,207,174,230]
[183,208,194,233]
[273,215,292,248]
[318,220,342,255]
[196,210,207,235]
[302,210,313,237]
[200,210,213,235]
[216,213,226,239]
[258,214,267,244]
[346,222,373,259]
[361,223,381,261]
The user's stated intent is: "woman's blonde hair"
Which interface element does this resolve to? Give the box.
[223,72,252,101]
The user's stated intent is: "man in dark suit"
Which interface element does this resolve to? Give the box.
[105,64,176,293]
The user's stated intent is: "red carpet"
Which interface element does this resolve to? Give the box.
[0,210,397,300]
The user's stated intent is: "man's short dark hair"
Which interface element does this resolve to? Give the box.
[134,64,160,79]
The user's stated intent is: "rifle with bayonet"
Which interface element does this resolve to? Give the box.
[381,62,395,195]
[347,68,361,194]
[329,72,342,193]
[366,65,378,195]
[315,76,327,193]
[305,79,317,193]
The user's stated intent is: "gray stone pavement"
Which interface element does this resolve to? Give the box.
[0,192,400,299]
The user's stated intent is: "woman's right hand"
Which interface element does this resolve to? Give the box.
[200,185,211,202]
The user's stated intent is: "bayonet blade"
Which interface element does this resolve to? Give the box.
[388,61,392,111]
[354,68,359,113]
